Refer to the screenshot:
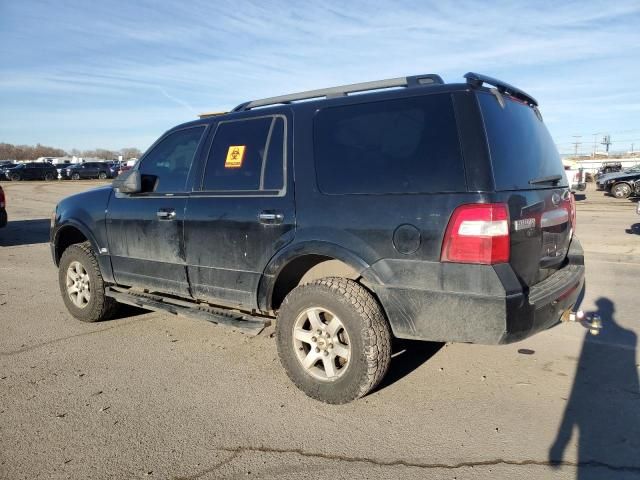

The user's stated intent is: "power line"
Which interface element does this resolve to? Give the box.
[571,135,582,155]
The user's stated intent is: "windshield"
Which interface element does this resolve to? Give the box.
[478,91,567,190]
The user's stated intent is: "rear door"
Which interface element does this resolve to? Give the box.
[106,125,207,296]
[477,91,573,287]
[184,113,295,308]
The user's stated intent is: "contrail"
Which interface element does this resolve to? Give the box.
[156,86,197,115]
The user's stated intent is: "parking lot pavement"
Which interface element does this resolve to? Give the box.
[1,181,638,480]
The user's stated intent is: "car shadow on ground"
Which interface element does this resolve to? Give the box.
[0,218,51,247]
[549,297,640,478]
[374,339,444,392]
[109,304,148,321]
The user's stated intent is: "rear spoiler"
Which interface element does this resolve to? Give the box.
[464,72,538,107]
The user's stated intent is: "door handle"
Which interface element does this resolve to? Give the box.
[259,211,284,225]
[157,209,176,220]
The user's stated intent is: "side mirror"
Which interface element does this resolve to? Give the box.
[113,169,141,194]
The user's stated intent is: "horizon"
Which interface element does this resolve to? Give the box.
[1,0,639,154]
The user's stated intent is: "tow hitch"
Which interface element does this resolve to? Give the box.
[561,309,602,335]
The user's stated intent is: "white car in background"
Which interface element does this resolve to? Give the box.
[564,164,586,192]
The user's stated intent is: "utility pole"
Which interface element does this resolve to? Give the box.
[572,135,582,156]
[601,134,611,153]
[592,132,600,156]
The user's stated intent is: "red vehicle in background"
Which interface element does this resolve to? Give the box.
[0,185,7,228]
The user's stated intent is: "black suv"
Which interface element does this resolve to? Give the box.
[62,162,112,180]
[6,162,58,181]
[50,72,585,403]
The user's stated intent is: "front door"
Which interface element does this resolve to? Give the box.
[184,114,295,308]
[106,125,208,296]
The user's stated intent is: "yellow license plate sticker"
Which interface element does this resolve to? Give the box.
[225,145,246,168]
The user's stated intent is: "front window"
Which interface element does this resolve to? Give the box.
[138,126,206,193]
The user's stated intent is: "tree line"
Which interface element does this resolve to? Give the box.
[0,143,142,161]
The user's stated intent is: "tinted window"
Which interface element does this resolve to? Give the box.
[478,92,567,190]
[202,116,285,191]
[314,94,465,194]
[139,126,205,193]
[262,117,285,190]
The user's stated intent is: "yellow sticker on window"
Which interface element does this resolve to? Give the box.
[225,145,246,168]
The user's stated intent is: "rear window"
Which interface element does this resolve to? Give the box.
[478,92,567,190]
[314,94,466,194]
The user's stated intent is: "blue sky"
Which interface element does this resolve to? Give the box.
[1,0,639,154]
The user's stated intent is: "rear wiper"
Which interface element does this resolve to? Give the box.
[529,174,563,185]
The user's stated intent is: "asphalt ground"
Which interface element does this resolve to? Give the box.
[1,180,639,479]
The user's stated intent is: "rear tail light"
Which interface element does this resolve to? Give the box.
[568,193,576,232]
[441,203,510,264]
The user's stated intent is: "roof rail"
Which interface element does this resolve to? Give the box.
[464,72,538,107]
[198,111,228,119]
[232,74,444,112]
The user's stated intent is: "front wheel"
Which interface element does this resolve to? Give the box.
[276,277,391,404]
[10,173,21,181]
[58,241,118,322]
[71,173,81,180]
[98,171,107,180]
[44,172,55,181]
[612,182,631,199]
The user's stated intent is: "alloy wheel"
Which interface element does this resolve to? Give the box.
[292,307,351,381]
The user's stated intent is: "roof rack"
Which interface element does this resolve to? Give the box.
[198,111,228,119]
[232,74,444,112]
[464,72,538,107]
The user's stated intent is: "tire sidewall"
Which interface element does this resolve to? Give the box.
[58,244,103,322]
[72,173,80,180]
[277,284,373,403]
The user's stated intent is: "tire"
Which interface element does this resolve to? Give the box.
[612,182,631,199]
[58,241,118,322]
[44,172,55,181]
[276,277,391,404]
[71,173,81,180]
[10,173,21,181]
[98,171,107,180]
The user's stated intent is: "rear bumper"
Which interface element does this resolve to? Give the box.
[366,237,585,345]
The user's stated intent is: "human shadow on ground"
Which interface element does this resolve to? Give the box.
[549,298,640,479]
[0,218,50,247]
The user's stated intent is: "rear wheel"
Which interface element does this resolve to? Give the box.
[44,172,55,181]
[71,173,80,180]
[58,241,118,322]
[612,182,631,199]
[276,277,391,404]
[98,171,107,180]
